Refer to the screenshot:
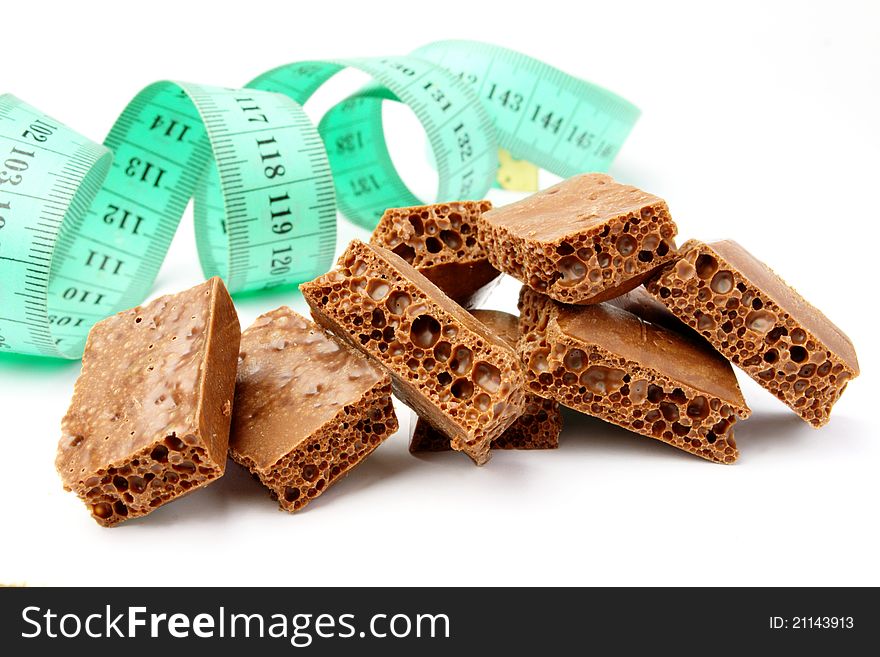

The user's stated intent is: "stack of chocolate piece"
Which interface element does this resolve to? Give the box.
[309,175,857,464]
[56,176,859,526]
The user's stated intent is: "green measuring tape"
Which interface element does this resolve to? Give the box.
[0,40,639,359]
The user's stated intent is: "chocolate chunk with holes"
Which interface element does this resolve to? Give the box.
[518,287,749,464]
[301,240,526,465]
[410,310,560,452]
[229,307,397,512]
[410,395,560,452]
[370,200,501,307]
[478,174,678,304]
[56,278,240,526]
[645,239,859,427]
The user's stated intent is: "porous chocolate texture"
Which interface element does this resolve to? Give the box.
[409,309,561,452]
[645,239,859,427]
[518,287,750,464]
[56,278,240,527]
[370,200,500,306]
[478,173,678,304]
[300,240,526,466]
[410,395,561,452]
[229,307,397,512]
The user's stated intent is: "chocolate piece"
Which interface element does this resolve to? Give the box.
[606,286,694,334]
[409,310,561,452]
[410,395,561,452]
[229,307,397,512]
[518,287,750,464]
[56,278,240,526]
[301,240,526,466]
[645,239,859,427]
[478,174,678,304]
[370,200,501,306]
[470,309,521,347]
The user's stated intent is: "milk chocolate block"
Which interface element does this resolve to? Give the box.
[409,310,561,452]
[56,278,240,526]
[518,287,750,464]
[645,239,859,427]
[229,307,397,512]
[370,200,501,306]
[607,286,694,333]
[410,396,561,452]
[478,174,678,304]
[301,240,526,466]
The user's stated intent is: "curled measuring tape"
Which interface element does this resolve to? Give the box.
[0,40,639,359]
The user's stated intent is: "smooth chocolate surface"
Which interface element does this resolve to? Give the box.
[471,309,520,346]
[409,309,561,452]
[478,174,678,304]
[56,278,240,526]
[518,287,749,464]
[370,200,500,306]
[300,240,526,466]
[646,239,858,427]
[229,307,396,512]
[555,298,741,404]
[606,287,695,335]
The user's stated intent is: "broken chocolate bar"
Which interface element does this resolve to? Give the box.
[645,239,859,427]
[606,286,694,334]
[370,200,500,306]
[410,395,561,451]
[518,286,750,464]
[56,278,240,526]
[478,174,678,304]
[229,307,397,512]
[300,240,526,466]
[410,309,561,452]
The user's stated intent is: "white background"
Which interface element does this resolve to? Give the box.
[1,0,877,586]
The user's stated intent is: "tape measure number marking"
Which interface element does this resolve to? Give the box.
[0,41,639,359]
